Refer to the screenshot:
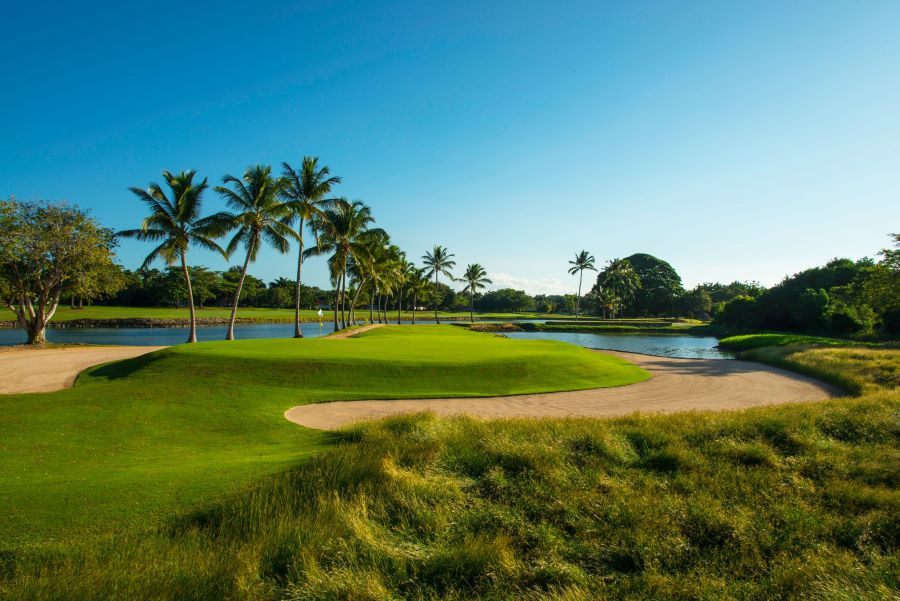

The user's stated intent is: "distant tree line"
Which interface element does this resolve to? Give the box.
[100,266,331,310]
[713,234,899,337]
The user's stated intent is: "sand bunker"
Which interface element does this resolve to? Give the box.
[0,345,166,394]
[285,350,841,430]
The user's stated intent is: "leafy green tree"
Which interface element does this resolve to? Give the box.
[188,266,222,309]
[865,233,900,333]
[622,253,684,316]
[567,250,597,319]
[678,287,713,319]
[68,262,127,309]
[0,200,120,344]
[267,277,296,309]
[477,288,535,313]
[460,263,493,322]
[422,245,456,323]
[281,157,341,337]
[219,266,266,307]
[216,165,296,340]
[718,295,762,329]
[119,170,230,342]
[596,258,641,318]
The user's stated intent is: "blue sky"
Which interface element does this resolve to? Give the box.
[2,1,898,294]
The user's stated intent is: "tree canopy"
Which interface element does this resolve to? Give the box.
[621,253,684,316]
[0,199,122,343]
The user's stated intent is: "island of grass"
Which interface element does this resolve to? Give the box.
[0,326,647,548]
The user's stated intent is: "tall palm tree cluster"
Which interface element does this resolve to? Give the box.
[122,160,492,342]
[568,250,640,319]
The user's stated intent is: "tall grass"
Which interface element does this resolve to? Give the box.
[743,346,899,395]
[3,346,898,599]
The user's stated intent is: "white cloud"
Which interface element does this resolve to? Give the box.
[486,272,575,296]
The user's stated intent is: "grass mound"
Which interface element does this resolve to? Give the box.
[0,326,645,546]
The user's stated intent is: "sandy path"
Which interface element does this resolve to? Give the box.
[0,346,167,394]
[327,323,385,339]
[285,350,841,430]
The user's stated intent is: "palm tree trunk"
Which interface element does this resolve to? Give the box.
[434,274,440,324]
[470,290,474,323]
[349,278,365,326]
[576,270,583,320]
[397,289,402,325]
[340,270,347,328]
[412,293,417,324]
[332,285,339,331]
[226,249,252,341]
[181,252,197,343]
[369,287,375,323]
[293,219,305,338]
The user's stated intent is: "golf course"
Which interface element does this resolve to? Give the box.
[0,325,897,599]
[4,4,900,598]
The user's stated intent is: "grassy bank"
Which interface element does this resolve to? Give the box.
[3,344,897,599]
[0,326,643,547]
[718,333,892,351]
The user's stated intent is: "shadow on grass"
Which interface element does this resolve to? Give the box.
[79,349,170,383]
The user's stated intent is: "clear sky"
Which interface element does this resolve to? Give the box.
[2,1,898,294]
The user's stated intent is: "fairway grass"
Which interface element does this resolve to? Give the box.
[0,326,645,546]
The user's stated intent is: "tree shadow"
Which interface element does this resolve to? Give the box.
[80,350,168,382]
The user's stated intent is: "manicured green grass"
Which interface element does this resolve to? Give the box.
[718,332,892,351]
[4,346,897,599]
[0,326,645,547]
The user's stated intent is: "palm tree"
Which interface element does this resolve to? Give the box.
[408,268,432,325]
[281,157,341,338]
[567,250,597,320]
[393,257,412,325]
[215,165,296,340]
[346,235,385,324]
[598,258,641,318]
[306,198,385,329]
[460,264,492,322]
[119,170,231,343]
[422,245,455,323]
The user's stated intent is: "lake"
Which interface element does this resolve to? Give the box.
[0,323,731,359]
[0,320,454,346]
[503,331,733,359]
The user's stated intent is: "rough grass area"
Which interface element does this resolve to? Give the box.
[0,326,644,546]
[743,346,900,395]
[3,393,897,599]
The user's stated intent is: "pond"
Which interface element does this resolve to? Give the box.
[503,331,733,360]
[0,320,460,346]
[0,323,732,359]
